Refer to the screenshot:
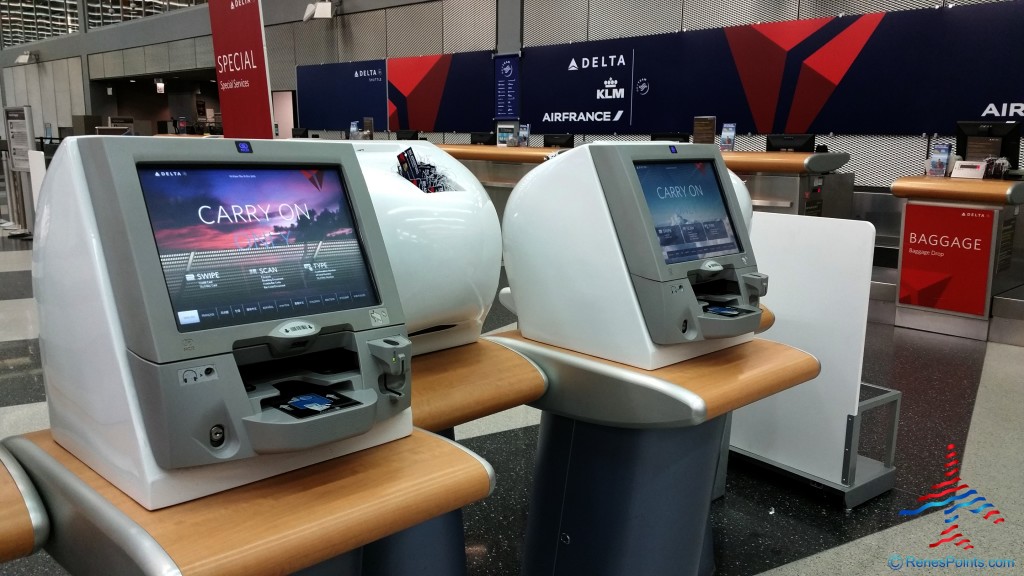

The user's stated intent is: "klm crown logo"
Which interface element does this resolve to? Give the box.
[596,76,624,100]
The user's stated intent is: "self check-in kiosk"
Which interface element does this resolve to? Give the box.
[350,141,502,355]
[489,142,799,576]
[501,142,766,369]
[34,137,413,509]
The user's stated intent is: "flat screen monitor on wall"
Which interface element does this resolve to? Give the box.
[766,134,815,152]
[292,127,310,138]
[955,121,1020,169]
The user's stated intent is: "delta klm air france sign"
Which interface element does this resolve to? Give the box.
[521,1,1024,135]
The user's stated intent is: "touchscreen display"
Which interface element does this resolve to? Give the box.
[635,161,741,265]
[138,165,379,332]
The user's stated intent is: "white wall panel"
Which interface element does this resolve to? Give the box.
[3,68,14,107]
[52,58,73,128]
[168,38,197,71]
[144,43,170,73]
[88,53,105,79]
[12,66,28,105]
[103,50,125,78]
[68,57,86,116]
[195,35,215,68]
[38,61,59,136]
[25,63,45,136]
[123,47,147,76]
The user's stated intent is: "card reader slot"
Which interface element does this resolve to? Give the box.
[237,346,360,384]
[242,385,378,454]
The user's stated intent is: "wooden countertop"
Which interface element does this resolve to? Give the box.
[757,305,775,333]
[490,331,819,421]
[437,144,850,176]
[0,455,36,562]
[891,176,1024,205]
[21,429,492,576]
[721,151,850,174]
[411,340,546,432]
[438,144,562,163]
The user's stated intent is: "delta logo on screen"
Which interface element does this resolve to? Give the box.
[725,13,884,133]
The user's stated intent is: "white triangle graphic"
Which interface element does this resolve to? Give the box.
[568,58,578,71]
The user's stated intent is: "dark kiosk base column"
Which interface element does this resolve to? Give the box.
[523,413,726,576]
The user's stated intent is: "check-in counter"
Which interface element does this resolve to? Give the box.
[438,145,855,221]
[722,151,854,218]
[3,429,493,576]
[891,176,1024,340]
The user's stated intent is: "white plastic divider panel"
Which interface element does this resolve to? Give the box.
[730,212,874,485]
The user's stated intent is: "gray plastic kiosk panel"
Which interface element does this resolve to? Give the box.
[74,137,404,365]
[589,143,756,283]
[588,144,764,344]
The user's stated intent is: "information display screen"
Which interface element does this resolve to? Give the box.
[138,165,379,332]
[635,161,741,265]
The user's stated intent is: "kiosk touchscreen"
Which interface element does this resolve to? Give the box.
[501,142,767,369]
[34,137,412,509]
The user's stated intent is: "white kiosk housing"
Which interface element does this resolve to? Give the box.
[351,141,502,355]
[501,142,765,369]
[34,137,416,509]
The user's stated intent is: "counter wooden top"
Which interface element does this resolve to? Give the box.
[20,429,492,576]
[0,454,36,562]
[438,144,562,163]
[757,305,775,333]
[891,176,1024,205]
[411,340,546,432]
[721,151,850,174]
[489,331,819,421]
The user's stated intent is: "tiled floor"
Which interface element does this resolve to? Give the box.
[1,226,1021,575]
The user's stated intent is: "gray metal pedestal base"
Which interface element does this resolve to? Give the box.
[523,413,726,576]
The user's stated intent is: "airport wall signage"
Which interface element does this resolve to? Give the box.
[208,0,274,139]
[520,1,1024,135]
[387,51,493,132]
[495,54,520,119]
[898,204,995,317]
[296,60,387,133]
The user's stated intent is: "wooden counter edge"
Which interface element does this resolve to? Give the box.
[890,176,1024,205]
[16,429,493,576]
[0,448,38,562]
[438,144,559,164]
[722,151,849,174]
[486,330,820,421]
[411,340,547,432]
[757,305,775,333]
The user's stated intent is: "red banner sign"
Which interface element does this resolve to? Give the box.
[209,0,274,139]
[898,203,995,316]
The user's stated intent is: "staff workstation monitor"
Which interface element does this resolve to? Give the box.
[501,142,767,369]
[766,133,815,152]
[955,120,1020,169]
[34,137,413,509]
